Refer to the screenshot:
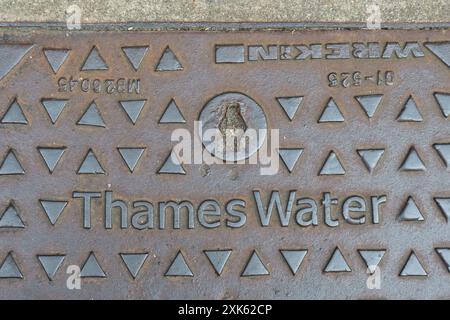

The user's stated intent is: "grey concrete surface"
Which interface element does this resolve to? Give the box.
[0,0,448,24]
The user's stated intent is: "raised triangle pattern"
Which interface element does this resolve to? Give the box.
[280,250,307,275]
[357,149,384,173]
[425,42,450,68]
[434,92,450,118]
[43,49,70,73]
[0,44,33,81]
[397,96,423,122]
[80,252,106,278]
[358,250,386,274]
[81,46,108,71]
[39,200,67,225]
[400,251,427,276]
[120,253,148,279]
[118,148,145,172]
[165,251,193,276]
[319,151,345,175]
[155,47,183,71]
[159,99,185,123]
[1,100,28,124]
[37,255,65,280]
[323,247,351,272]
[241,251,269,276]
[433,144,450,169]
[278,148,303,173]
[0,150,24,175]
[0,253,23,278]
[77,149,105,174]
[435,248,450,272]
[119,100,146,124]
[399,147,426,171]
[204,250,232,276]
[77,102,106,127]
[318,98,344,122]
[158,149,186,174]
[276,96,303,120]
[398,197,425,221]
[41,99,68,124]
[38,147,66,173]
[122,46,149,71]
[355,94,383,118]
[435,198,450,222]
[0,203,25,228]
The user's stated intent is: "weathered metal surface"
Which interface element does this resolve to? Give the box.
[1,29,450,299]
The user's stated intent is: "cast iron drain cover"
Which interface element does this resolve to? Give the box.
[1,29,450,299]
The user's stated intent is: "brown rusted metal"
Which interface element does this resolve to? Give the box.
[0,29,450,299]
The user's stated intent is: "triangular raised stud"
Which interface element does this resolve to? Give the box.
[37,255,65,280]
[118,148,145,173]
[43,49,70,73]
[425,42,450,68]
[433,143,450,170]
[39,200,68,225]
[358,250,386,274]
[159,99,185,123]
[276,96,303,121]
[278,148,303,173]
[397,96,423,122]
[204,250,232,276]
[41,99,68,124]
[355,95,383,119]
[0,252,23,279]
[399,251,427,276]
[0,150,25,175]
[398,196,425,221]
[0,202,25,228]
[435,248,450,272]
[157,149,186,174]
[241,250,270,276]
[77,101,106,127]
[280,250,307,275]
[323,247,351,273]
[357,149,384,173]
[399,147,426,171]
[0,44,33,81]
[80,252,106,278]
[319,151,345,175]
[434,92,450,118]
[165,251,193,277]
[318,98,345,123]
[38,147,66,173]
[435,197,450,222]
[81,46,108,71]
[119,100,146,124]
[1,99,28,124]
[122,46,149,71]
[155,46,183,71]
[77,149,105,174]
[120,253,148,279]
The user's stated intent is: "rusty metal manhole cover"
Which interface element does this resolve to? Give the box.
[1,29,450,299]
